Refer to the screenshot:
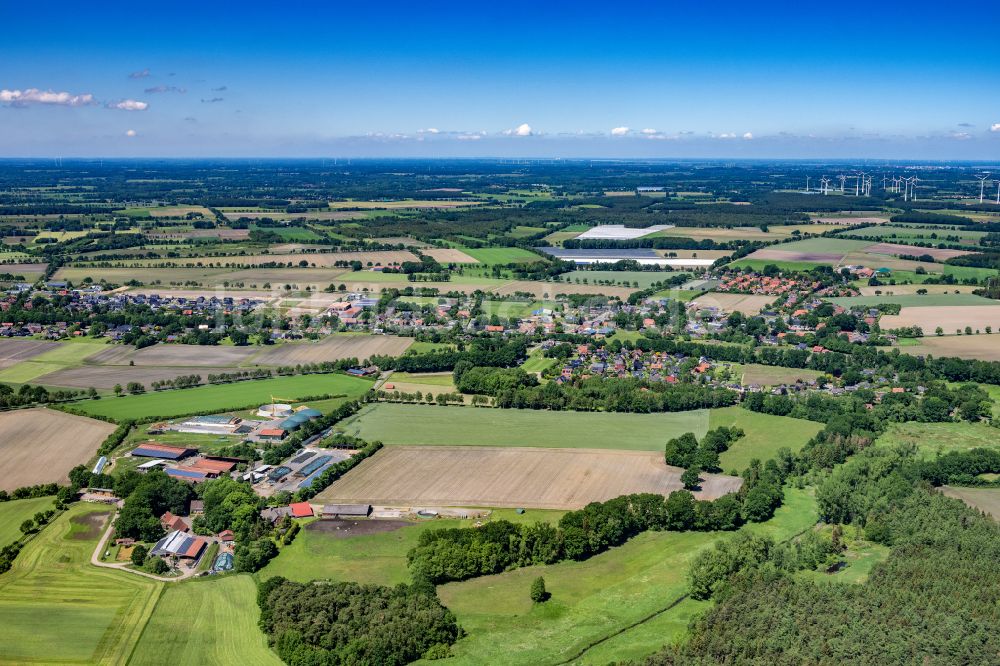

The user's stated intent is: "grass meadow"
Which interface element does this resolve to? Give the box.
[0,496,55,546]
[69,373,372,421]
[428,487,817,665]
[130,575,280,666]
[0,504,161,665]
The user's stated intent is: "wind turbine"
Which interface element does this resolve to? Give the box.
[909,177,919,201]
[820,177,831,194]
[978,175,991,203]
[839,174,847,193]
[805,176,811,192]
[996,180,1000,205]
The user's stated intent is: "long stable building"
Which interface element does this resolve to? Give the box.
[130,442,196,460]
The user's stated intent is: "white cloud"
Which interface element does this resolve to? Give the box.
[991,123,1000,133]
[456,133,482,141]
[716,133,737,139]
[125,129,137,137]
[128,68,151,79]
[0,88,96,107]
[503,123,533,136]
[144,85,185,94]
[611,126,630,136]
[418,127,440,134]
[950,131,972,140]
[743,132,754,140]
[641,128,658,135]
[108,99,148,111]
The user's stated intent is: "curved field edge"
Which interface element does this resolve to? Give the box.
[422,487,817,665]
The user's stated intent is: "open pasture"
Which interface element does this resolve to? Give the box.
[810,216,890,225]
[70,372,372,421]
[460,247,543,264]
[0,339,61,369]
[895,334,1000,361]
[0,496,55,546]
[334,403,710,450]
[877,420,1000,458]
[562,270,680,288]
[432,487,817,666]
[689,291,774,314]
[317,445,742,509]
[129,576,280,666]
[0,262,48,278]
[858,284,980,296]
[709,406,823,473]
[0,408,115,491]
[147,228,250,241]
[736,363,826,387]
[879,306,1000,334]
[254,335,413,365]
[0,504,161,665]
[493,279,635,299]
[119,249,420,268]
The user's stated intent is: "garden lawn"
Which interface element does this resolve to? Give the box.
[334,403,712,450]
[429,487,817,665]
[68,373,372,421]
[0,504,162,665]
[129,575,280,666]
[0,496,55,546]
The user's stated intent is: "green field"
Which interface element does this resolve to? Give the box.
[876,420,1000,458]
[0,339,108,384]
[334,403,712,449]
[709,406,823,473]
[0,504,161,665]
[840,224,987,243]
[460,247,543,264]
[826,293,997,308]
[521,348,558,374]
[0,496,55,546]
[130,575,280,666]
[429,487,817,665]
[69,373,372,421]
[728,258,830,272]
[480,299,548,318]
[260,509,563,587]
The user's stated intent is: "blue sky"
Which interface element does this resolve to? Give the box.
[2,1,999,158]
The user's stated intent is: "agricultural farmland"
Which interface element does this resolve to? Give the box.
[939,486,1000,520]
[0,505,161,664]
[130,576,280,666]
[0,409,115,491]
[334,403,711,449]
[0,339,61,369]
[253,334,413,365]
[879,306,1000,334]
[0,496,55,546]
[895,334,1000,361]
[68,372,372,421]
[688,292,775,315]
[316,445,743,509]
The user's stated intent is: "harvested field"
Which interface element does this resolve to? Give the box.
[811,216,890,225]
[865,242,972,261]
[0,408,116,491]
[858,284,980,296]
[896,334,1000,361]
[0,339,61,369]
[744,249,844,264]
[0,262,48,276]
[327,200,481,209]
[838,252,935,272]
[130,250,420,268]
[86,344,259,367]
[940,486,1000,520]
[147,229,250,240]
[254,335,413,365]
[35,365,238,389]
[317,446,742,509]
[221,209,366,221]
[423,248,479,264]
[689,292,774,315]
[879,306,1000,334]
[739,363,824,386]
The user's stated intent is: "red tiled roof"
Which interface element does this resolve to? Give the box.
[289,502,313,518]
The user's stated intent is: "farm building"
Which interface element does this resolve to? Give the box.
[165,468,209,483]
[257,427,288,441]
[258,403,292,418]
[130,443,196,460]
[260,505,292,524]
[289,501,314,518]
[322,504,372,518]
[159,511,188,532]
[151,530,207,560]
[137,459,169,473]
